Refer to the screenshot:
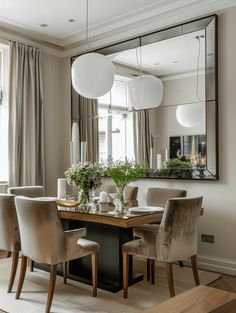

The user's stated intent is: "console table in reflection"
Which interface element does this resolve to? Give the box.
[58,202,164,292]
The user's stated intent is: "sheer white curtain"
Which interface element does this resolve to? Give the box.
[8,42,45,187]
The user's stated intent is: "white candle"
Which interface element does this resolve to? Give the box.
[149,147,155,169]
[156,154,162,170]
[165,149,169,161]
[57,178,67,199]
[100,191,108,203]
[70,141,79,165]
[72,122,79,142]
[81,141,87,164]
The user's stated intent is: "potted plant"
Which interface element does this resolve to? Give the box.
[161,158,193,178]
[105,160,148,208]
[65,162,104,209]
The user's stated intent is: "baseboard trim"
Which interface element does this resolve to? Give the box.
[185,254,236,276]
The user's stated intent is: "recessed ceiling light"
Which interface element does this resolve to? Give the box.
[68,19,76,23]
[173,60,179,63]
[40,23,48,28]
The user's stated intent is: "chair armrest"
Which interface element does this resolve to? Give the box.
[64,228,86,240]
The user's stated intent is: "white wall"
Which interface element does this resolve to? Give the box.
[42,53,71,196]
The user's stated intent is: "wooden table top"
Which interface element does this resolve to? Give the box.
[57,199,204,229]
[58,208,163,228]
[141,285,236,313]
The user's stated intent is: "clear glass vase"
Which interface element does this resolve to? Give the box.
[78,188,95,212]
[116,186,126,207]
[113,185,127,215]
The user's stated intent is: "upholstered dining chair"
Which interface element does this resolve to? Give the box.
[8,185,45,197]
[0,194,21,293]
[14,197,99,313]
[8,185,45,272]
[134,187,187,283]
[123,196,203,298]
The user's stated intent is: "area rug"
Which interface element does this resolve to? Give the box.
[0,257,221,313]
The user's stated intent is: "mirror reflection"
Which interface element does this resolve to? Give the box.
[71,15,217,180]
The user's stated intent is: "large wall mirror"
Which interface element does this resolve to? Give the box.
[71,15,218,180]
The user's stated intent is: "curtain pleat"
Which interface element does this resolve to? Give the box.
[8,42,45,187]
[133,110,151,163]
[72,90,98,163]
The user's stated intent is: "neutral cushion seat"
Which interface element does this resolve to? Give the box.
[14,197,99,313]
[123,196,203,298]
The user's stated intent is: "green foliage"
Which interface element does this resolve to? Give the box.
[65,162,104,190]
[163,158,192,169]
[105,160,148,188]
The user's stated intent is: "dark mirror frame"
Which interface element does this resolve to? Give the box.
[71,14,218,181]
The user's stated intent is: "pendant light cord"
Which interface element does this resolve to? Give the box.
[195,35,204,102]
[86,0,92,49]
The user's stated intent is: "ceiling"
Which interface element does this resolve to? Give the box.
[112,29,206,78]
[0,0,235,54]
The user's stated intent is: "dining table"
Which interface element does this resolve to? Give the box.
[56,200,165,292]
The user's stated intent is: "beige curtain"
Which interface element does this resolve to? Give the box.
[72,91,98,162]
[8,42,45,187]
[133,110,151,163]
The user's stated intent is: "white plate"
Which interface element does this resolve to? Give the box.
[129,206,164,213]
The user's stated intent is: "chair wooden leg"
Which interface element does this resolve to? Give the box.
[191,255,200,286]
[6,251,11,258]
[16,255,27,299]
[29,259,34,272]
[92,253,98,297]
[165,262,175,297]
[123,252,129,298]
[147,258,150,281]
[63,262,68,284]
[7,251,19,293]
[45,264,57,313]
[151,259,155,285]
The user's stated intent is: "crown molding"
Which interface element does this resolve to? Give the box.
[62,0,236,57]
[0,27,64,57]
[0,0,235,58]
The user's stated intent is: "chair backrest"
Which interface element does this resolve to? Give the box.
[8,186,45,197]
[158,196,203,262]
[0,194,21,252]
[146,187,187,206]
[14,197,65,264]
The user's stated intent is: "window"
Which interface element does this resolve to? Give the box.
[98,76,134,162]
[0,44,9,182]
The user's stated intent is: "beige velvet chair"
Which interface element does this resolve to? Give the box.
[134,187,187,283]
[8,185,45,197]
[7,185,45,271]
[123,196,203,298]
[0,194,21,293]
[15,197,99,313]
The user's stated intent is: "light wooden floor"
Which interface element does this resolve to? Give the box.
[1,249,234,293]
[0,250,225,313]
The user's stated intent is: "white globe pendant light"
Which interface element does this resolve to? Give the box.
[176,102,205,128]
[71,53,114,99]
[128,74,163,109]
[71,0,114,99]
